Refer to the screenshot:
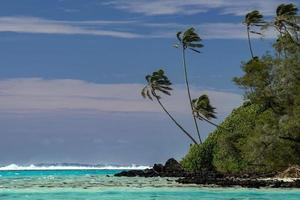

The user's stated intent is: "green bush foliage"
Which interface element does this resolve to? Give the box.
[181,135,216,172]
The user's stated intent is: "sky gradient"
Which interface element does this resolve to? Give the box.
[0,0,299,166]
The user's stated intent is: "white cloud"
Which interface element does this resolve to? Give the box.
[146,22,277,39]
[0,16,141,38]
[0,16,278,40]
[104,0,299,16]
[0,78,242,115]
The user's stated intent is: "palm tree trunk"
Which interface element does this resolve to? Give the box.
[155,96,198,145]
[247,27,254,58]
[182,47,202,144]
[197,116,230,132]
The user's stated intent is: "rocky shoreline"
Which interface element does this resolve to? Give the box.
[114,158,300,188]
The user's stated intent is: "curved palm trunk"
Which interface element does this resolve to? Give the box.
[182,47,202,144]
[197,116,230,132]
[247,27,254,58]
[155,96,198,145]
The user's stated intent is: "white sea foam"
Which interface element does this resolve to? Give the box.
[0,164,150,171]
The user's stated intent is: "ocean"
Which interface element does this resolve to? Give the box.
[0,165,299,200]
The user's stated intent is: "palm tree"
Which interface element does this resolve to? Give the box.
[141,69,198,145]
[243,10,264,58]
[274,4,300,45]
[192,95,218,127]
[176,27,204,144]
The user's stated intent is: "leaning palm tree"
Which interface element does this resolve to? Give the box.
[176,27,204,144]
[192,95,218,127]
[243,10,265,58]
[141,69,198,144]
[274,4,300,45]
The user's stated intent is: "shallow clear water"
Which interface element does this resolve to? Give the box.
[0,170,299,200]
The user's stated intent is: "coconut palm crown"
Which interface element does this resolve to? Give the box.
[273,4,300,47]
[141,69,172,100]
[192,95,217,120]
[276,3,298,18]
[244,10,264,24]
[244,10,265,32]
[176,27,204,53]
[244,10,265,58]
[275,4,299,32]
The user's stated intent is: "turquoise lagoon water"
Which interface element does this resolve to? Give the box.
[0,169,299,200]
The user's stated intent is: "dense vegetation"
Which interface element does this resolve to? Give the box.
[181,4,300,174]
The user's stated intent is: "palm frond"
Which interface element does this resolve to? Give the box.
[192,95,217,120]
[159,85,173,90]
[188,43,204,48]
[189,48,201,53]
[177,27,204,52]
[250,30,263,35]
[244,10,264,26]
[156,87,171,96]
[141,86,147,99]
[276,4,298,17]
[141,69,173,101]
[176,31,182,42]
[146,89,153,100]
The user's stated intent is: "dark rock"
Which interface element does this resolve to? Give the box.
[158,158,187,177]
[114,158,300,188]
[114,158,186,178]
[143,168,159,177]
[153,164,164,173]
[164,158,183,172]
[114,170,145,177]
[114,169,160,177]
[177,176,300,188]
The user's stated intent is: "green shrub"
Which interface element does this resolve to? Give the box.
[181,135,216,172]
[181,102,300,174]
[212,103,259,173]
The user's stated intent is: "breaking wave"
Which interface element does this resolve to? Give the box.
[0,164,150,171]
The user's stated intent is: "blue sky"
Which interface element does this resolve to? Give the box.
[0,0,298,166]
